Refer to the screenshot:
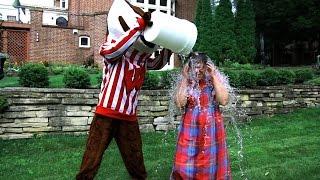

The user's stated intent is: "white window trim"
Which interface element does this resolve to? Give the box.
[79,36,91,48]
[130,0,175,16]
[60,0,68,9]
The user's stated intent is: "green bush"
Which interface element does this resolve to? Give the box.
[257,68,281,86]
[277,69,296,85]
[18,63,49,87]
[305,77,320,85]
[94,73,103,89]
[223,69,240,87]
[85,66,100,74]
[50,66,66,75]
[0,95,9,113]
[294,69,314,83]
[223,61,253,70]
[63,66,91,89]
[142,71,162,90]
[159,69,181,89]
[238,70,258,88]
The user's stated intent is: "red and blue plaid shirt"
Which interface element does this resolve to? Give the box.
[172,79,232,179]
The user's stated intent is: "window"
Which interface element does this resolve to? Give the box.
[148,9,156,13]
[7,16,17,21]
[79,36,90,48]
[160,10,167,14]
[61,0,66,8]
[149,0,155,5]
[131,0,175,15]
[160,0,167,6]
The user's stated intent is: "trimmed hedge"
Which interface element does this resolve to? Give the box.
[305,77,320,85]
[294,69,314,83]
[63,66,91,89]
[142,68,316,90]
[143,71,162,90]
[18,63,49,88]
[238,70,259,88]
[278,69,296,85]
[257,69,281,86]
[223,69,240,87]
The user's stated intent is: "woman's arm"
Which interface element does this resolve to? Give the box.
[207,63,229,106]
[175,64,189,108]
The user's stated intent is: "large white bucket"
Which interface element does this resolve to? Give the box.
[143,11,198,56]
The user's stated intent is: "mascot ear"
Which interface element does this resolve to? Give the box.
[118,16,130,32]
[125,0,145,17]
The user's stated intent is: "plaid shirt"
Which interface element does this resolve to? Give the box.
[172,80,232,179]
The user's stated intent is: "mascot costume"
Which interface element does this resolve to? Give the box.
[76,0,171,179]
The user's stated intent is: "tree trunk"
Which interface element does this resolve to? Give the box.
[260,32,265,65]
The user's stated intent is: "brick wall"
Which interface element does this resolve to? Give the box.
[0,85,319,140]
[29,10,81,63]
[7,0,197,65]
[175,0,197,21]
[27,0,110,65]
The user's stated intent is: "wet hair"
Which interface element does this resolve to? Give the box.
[188,52,208,67]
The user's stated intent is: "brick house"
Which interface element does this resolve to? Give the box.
[0,0,196,67]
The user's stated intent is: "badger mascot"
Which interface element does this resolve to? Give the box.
[76,1,171,179]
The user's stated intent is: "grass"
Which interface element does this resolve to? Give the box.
[0,108,319,179]
[0,74,101,88]
[0,76,19,88]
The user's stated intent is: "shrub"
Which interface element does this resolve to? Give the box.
[159,69,181,89]
[223,61,253,70]
[63,66,91,89]
[305,77,320,86]
[294,69,314,83]
[277,69,296,85]
[223,69,240,87]
[93,72,103,89]
[41,60,50,67]
[50,65,66,75]
[257,68,281,86]
[238,70,258,88]
[18,63,49,87]
[85,66,100,74]
[142,71,161,90]
[0,95,9,113]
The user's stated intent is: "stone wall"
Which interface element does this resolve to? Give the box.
[0,85,319,140]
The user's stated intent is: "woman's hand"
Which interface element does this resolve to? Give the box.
[206,62,217,78]
[182,63,189,79]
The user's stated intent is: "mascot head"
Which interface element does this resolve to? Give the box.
[107,0,149,39]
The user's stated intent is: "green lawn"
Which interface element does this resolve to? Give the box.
[0,108,319,179]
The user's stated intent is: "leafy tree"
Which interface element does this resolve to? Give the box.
[252,0,320,65]
[194,0,217,60]
[214,0,240,64]
[235,0,256,63]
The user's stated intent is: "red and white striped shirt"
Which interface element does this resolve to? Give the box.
[96,26,170,121]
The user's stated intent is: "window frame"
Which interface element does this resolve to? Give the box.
[79,36,91,48]
[130,0,175,16]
